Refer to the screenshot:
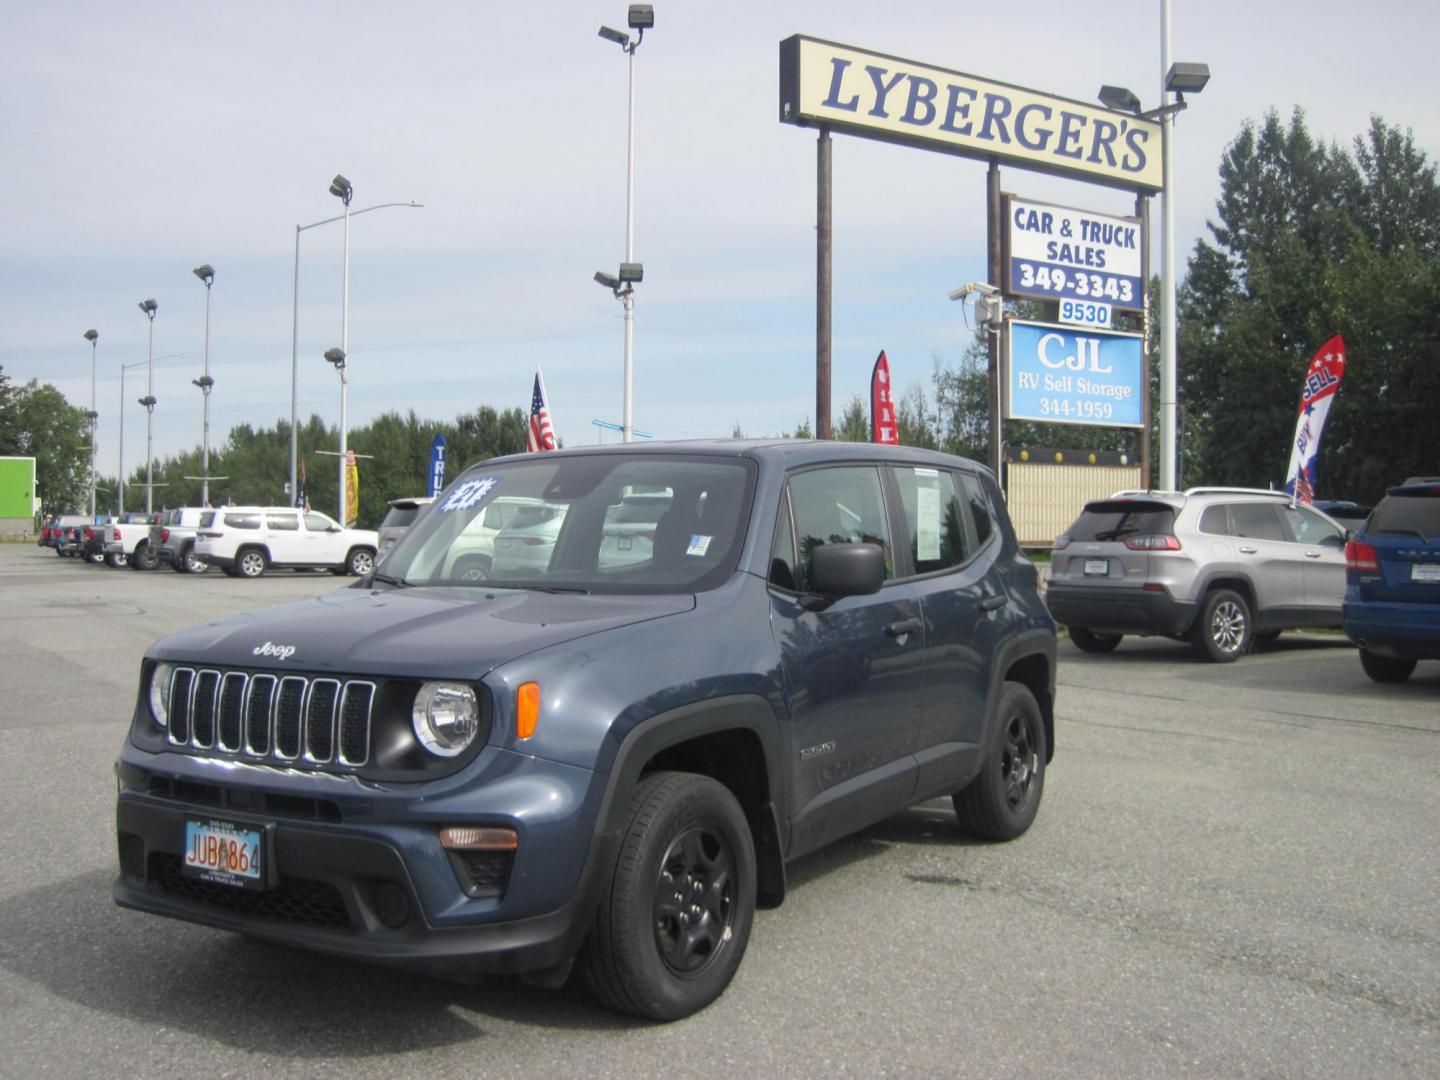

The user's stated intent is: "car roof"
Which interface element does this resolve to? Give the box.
[470,438,991,476]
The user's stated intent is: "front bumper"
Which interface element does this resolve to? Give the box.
[1046,582,1195,637]
[113,745,614,978]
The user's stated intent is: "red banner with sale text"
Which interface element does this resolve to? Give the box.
[871,351,899,444]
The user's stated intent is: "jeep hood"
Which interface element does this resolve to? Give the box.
[148,586,695,679]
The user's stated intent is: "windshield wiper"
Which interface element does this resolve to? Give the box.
[369,572,409,588]
[533,585,591,595]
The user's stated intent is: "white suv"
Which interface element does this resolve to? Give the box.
[193,506,378,578]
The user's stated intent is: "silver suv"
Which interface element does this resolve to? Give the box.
[1046,488,1348,661]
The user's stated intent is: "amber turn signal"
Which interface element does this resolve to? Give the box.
[517,682,540,740]
[439,826,518,851]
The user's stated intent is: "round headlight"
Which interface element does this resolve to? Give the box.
[149,662,173,729]
[412,682,479,757]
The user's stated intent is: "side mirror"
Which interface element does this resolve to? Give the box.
[807,543,885,603]
[327,525,342,533]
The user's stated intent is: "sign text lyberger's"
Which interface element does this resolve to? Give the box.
[780,36,1163,192]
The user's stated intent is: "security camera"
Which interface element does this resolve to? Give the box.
[948,282,999,301]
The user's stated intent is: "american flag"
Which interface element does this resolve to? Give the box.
[527,368,556,452]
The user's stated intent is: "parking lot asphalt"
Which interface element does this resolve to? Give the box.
[0,543,1435,1079]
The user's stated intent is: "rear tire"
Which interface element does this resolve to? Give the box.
[85,550,105,565]
[236,548,269,579]
[182,545,209,574]
[953,682,1046,841]
[1191,588,1251,662]
[131,543,159,571]
[1068,627,1122,654]
[454,554,492,582]
[346,547,375,576]
[1359,649,1416,684]
[105,551,128,568]
[583,772,756,1021]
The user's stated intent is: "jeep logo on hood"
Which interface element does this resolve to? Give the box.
[252,641,297,661]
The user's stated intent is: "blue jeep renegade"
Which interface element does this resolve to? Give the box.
[115,440,1056,1020]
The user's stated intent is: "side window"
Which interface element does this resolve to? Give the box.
[1199,504,1230,535]
[788,467,893,592]
[1285,505,1344,546]
[224,513,261,530]
[304,513,336,532]
[267,514,299,531]
[769,493,797,591]
[893,466,969,574]
[1230,502,1287,541]
[959,472,995,548]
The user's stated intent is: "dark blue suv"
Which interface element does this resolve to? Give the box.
[114,441,1056,1019]
[1343,479,1440,682]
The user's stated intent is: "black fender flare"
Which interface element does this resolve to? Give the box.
[592,693,789,908]
[979,628,1057,765]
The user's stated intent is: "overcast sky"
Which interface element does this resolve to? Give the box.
[4,1,1436,485]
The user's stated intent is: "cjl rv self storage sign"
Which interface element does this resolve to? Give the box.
[1008,320,1144,428]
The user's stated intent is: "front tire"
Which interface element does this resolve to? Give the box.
[453,554,492,582]
[954,681,1046,841]
[1191,588,1251,662]
[1359,649,1416,684]
[1068,627,1122,654]
[584,772,756,1021]
[236,548,269,579]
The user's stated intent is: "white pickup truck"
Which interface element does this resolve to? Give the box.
[102,512,162,569]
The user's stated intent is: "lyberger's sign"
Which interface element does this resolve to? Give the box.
[779,36,1163,192]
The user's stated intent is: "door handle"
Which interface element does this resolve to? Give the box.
[979,594,1008,612]
[884,617,922,638]
[1238,546,1257,555]
[1304,551,1322,559]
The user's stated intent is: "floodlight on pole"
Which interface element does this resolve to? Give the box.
[83,329,99,517]
[137,299,158,513]
[324,346,349,523]
[287,198,423,507]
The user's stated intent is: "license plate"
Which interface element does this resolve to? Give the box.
[1083,559,1108,576]
[183,818,265,890]
[1412,563,1440,583]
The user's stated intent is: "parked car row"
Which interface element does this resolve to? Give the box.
[1048,481,1437,683]
[38,506,379,579]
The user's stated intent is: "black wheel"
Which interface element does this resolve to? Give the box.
[236,548,269,579]
[1359,649,1416,684]
[1069,627,1122,654]
[105,551,128,568]
[346,547,375,576]
[953,681,1046,841]
[131,542,159,571]
[453,554,492,582]
[584,771,756,1021]
[182,545,209,574]
[1191,588,1251,662]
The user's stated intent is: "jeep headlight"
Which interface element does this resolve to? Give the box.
[149,662,173,729]
[412,682,479,757]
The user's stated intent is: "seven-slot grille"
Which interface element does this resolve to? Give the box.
[165,667,374,768]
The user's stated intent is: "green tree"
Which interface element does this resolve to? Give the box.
[2,377,90,512]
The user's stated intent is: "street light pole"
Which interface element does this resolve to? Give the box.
[599,6,653,443]
[83,330,99,517]
[137,299,158,514]
[192,266,215,507]
[1160,0,1177,490]
[287,197,422,508]
[328,174,354,524]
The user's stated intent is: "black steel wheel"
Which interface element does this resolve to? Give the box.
[1359,649,1416,684]
[953,681,1046,841]
[1191,588,1251,662]
[1069,627,1122,654]
[584,771,756,1021]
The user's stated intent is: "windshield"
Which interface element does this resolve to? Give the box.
[380,453,756,593]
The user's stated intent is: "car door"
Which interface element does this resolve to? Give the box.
[768,464,922,859]
[1280,503,1347,622]
[1227,502,1306,622]
[888,465,992,772]
[303,511,345,565]
[264,512,302,565]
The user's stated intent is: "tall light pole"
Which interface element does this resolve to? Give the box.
[137,299,158,513]
[598,4,653,443]
[328,174,354,523]
[287,194,421,508]
[192,265,215,507]
[324,348,348,523]
[117,353,185,515]
[83,330,99,517]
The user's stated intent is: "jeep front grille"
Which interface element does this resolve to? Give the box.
[165,667,375,769]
